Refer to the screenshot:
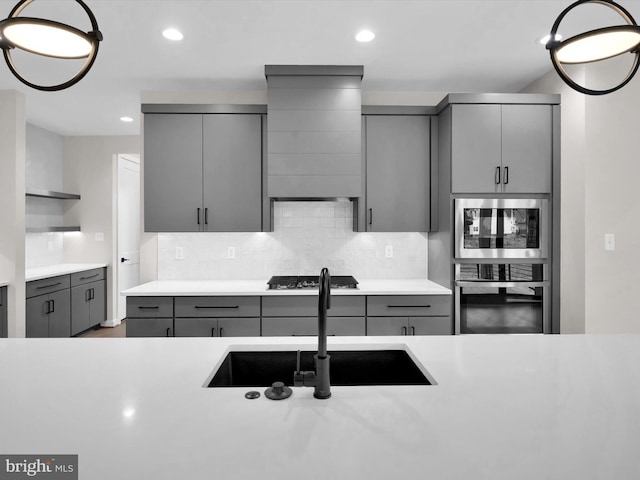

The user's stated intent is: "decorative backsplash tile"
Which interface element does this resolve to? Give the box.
[26,232,64,269]
[158,201,427,280]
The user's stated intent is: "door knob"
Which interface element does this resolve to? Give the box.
[121,257,130,263]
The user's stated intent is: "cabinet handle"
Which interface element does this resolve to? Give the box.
[85,289,91,302]
[194,305,239,309]
[387,305,431,309]
[368,208,373,225]
[90,288,95,300]
[211,327,216,337]
[45,300,51,314]
[495,166,501,184]
[166,327,172,337]
[204,208,209,225]
[79,274,99,280]
[138,306,159,310]
[50,299,55,313]
[503,166,509,185]
[37,282,62,290]
[219,327,224,337]
[197,207,201,225]
[410,326,416,336]
[401,325,407,336]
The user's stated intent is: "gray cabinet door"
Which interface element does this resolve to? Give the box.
[367,316,408,336]
[0,287,6,338]
[126,318,174,337]
[218,317,261,337]
[410,316,453,335]
[501,104,552,193]
[71,284,92,336]
[451,104,502,194]
[203,115,262,232]
[174,318,218,337]
[365,115,431,231]
[47,289,71,338]
[144,114,204,232]
[26,296,49,338]
[89,280,106,328]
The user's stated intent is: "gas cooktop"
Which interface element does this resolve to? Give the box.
[267,275,359,290]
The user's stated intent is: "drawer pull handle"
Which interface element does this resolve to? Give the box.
[37,282,62,290]
[138,306,159,310]
[387,305,431,308]
[194,305,239,309]
[79,274,99,280]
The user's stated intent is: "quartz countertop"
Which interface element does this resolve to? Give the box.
[25,263,107,282]
[0,281,8,288]
[121,278,451,296]
[0,334,638,479]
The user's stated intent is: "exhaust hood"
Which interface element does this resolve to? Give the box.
[265,65,363,200]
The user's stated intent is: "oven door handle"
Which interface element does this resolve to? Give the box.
[455,280,550,288]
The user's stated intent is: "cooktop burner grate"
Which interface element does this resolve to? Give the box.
[267,275,358,290]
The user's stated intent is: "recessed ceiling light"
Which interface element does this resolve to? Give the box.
[120,116,134,123]
[162,28,183,41]
[355,30,375,43]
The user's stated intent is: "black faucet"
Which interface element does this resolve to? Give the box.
[293,267,331,399]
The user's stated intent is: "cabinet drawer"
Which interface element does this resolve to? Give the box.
[26,275,70,298]
[70,268,105,287]
[126,318,174,337]
[367,295,451,317]
[174,296,260,318]
[262,316,365,337]
[127,297,174,318]
[262,296,365,317]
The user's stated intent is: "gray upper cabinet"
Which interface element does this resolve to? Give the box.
[364,115,431,232]
[203,115,262,232]
[144,113,263,232]
[450,104,552,194]
[144,114,203,232]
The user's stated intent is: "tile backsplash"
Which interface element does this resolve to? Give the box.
[158,201,427,280]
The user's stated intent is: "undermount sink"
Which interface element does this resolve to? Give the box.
[206,348,435,387]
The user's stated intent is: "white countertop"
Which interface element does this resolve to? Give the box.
[0,281,8,288]
[0,334,638,479]
[25,263,107,282]
[121,278,451,296]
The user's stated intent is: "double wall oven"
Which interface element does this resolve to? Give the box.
[453,198,551,334]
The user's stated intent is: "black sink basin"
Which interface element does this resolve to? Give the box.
[207,349,432,387]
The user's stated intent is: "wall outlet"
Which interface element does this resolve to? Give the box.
[385,245,393,258]
[227,246,236,259]
[175,246,184,260]
[604,233,615,251]
[95,232,104,242]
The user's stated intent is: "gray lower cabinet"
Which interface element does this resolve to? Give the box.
[366,295,452,335]
[174,296,260,337]
[0,286,7,338]
[26,275,72,338]
[126,297,174,337]
[450,103,552,194]
[261,296,366,336]
[70,268,106,336]
[364,115,431,232]
[144,113,263,232]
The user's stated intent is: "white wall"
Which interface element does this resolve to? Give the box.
[0,90,26,337]
[63,136,141,324]
[524,58,640,333]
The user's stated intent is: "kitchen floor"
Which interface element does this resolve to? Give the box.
[79,321,126,338]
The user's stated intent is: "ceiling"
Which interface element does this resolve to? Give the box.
[0,0,632,137]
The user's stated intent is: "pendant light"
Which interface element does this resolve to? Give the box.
[546,0,640,95]
[0,0,103,91]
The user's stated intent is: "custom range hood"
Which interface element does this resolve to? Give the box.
[265,65,363,200]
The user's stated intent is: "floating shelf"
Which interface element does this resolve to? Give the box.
[25,188,80,200]
[26,226,81,233]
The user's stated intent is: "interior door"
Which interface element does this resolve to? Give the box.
[117,155,141,321]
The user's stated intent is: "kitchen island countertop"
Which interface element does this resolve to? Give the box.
[121,278,451,296]
[0,334,639,479]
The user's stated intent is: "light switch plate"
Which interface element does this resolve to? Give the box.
[95,232,104,242]
[385,245,393,258]
[175,246,184,260]
[227,247,236,259]
[604,234,615,251]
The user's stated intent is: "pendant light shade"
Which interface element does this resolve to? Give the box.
[0,0,103,91]
[546,0,640,95]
